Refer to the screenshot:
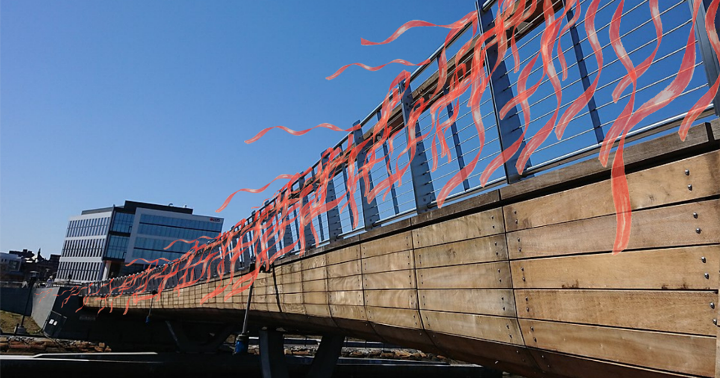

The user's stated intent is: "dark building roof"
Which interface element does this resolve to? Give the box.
[81,201,194,215]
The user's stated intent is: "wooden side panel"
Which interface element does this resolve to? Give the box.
[364,290,417,309]
[511,246,718,290]
[417,262,512,289]
[367,307,422,329]
[301,254,326,270]
[328,290,363,306]
[326,245,360,265]
[327,260,361,278]
[362,250,413,274]
[422,310,521,345]
[414,234,508,268]
[412,208,504,248]
[361,231,412,258]
[329,305,367,321]
[517,289,716,336]
[277,271,303,284]
[363,270,415,290]
[328,276,363,291]
[419,289,516,317]
[303,266,327,281]
[276,282,303,294]
[302,279,327,293]
[507,200,720,259]
[521,319,715,377]
[505,151,720,232]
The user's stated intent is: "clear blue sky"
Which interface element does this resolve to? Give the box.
[1,1,473,254]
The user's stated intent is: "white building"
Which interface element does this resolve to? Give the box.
[57,201,223,282]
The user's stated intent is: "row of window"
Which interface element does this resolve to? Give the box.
[140,214,222,233]
[66,217,111,237]
[61,238,106,258]
[130,248,182,263]
[111,213,135,233]
[134,236,203,254]
[137,223,220,241]
[57,261,103,282]
[106,235,129,259]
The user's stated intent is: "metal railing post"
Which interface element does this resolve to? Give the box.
[440,58,471,192]
[399,82,436,213]
[378,111,401,215]
[341,156,356,228]
[695,0,720,117]
[263,200,277,260]
[322,154,343,240]
[298,176,316,248]
[352,123,381,230]
[476,1,532,183]
[563,0,604,143]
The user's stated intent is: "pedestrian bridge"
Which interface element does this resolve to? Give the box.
[77,123,720,378]
[63,0,720,377]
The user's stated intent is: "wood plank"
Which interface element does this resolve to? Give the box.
[277,271,302,284]
[327,275,363,291]
[302,279,327,292]
[279,264,301,275]
[521,319,715,377]
[517,289,716,336]
[364,290,417,309]
[367,307,422,329]
[419,289,516,317]
[280,303,305,315]
[276,282,303,294]
[361,231,412,258]
[505,151,720,232]
[302,266,327,281]
[421,310,522,345]
[303,291,328,305]
[301,254,326,270]
[412,208,504,248]
[500,124,713,200]
[327,260,361,278]
[528,350,694,378]
[328,291,364,306]
[511,245,719,290]
[370,323,443,355]
[280,293,303,304]
[417,262,512,289]
[507,200,720,259]
[415,234,508,268]
[363,270,416,290]
[329,305,367,321]
[304,304,331,318]
[326,245,361,265]
[362,250,413,274]
[427,332,542,374]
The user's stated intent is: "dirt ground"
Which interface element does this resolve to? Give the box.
[0,310,43,335]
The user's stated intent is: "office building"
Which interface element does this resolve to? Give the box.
[57,201,223,282]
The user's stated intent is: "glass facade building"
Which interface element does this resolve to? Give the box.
[57,201,223,282]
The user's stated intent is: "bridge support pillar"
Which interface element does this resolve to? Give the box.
[259,328,289,378]
[165,321,236,353]
[305,334,345,378]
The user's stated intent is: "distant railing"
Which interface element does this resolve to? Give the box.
[80,0,720,299]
